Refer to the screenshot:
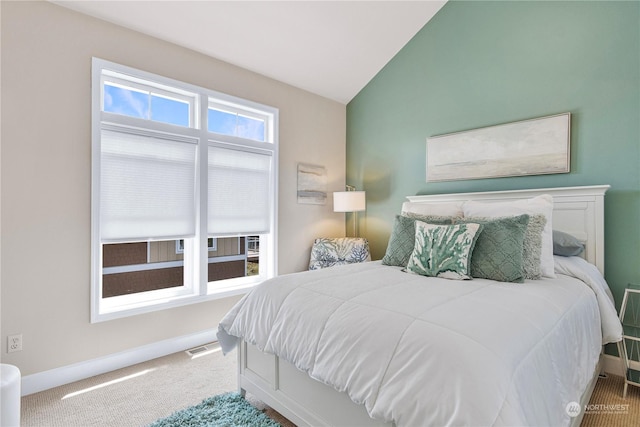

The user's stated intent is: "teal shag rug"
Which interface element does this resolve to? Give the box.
[148,392,282,427]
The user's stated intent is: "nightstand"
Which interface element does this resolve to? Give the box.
[619,284,640,398]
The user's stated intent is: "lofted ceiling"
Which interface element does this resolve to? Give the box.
[51,1,447,104]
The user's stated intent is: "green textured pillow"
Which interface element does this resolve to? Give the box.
[401,212,461,222]
[455,214,529,283]
[522,214,546,279]
[406,221,483,280]
[382,214,454,267]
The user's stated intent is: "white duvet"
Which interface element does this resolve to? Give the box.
[218,257,622,427]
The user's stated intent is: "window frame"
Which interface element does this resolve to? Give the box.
[91,58,278,323]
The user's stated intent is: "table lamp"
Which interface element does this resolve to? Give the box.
[333,185,366,237]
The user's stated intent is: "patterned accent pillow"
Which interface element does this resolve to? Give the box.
[309,237,371,270]
[406,221,483,280]
[382,214,455,267]
[455,215,529,283]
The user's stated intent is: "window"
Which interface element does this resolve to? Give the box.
[102,71,197,127]
[208,101,268,141]
[92,58,278,322]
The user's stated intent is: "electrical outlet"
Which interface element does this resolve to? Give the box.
[8,334,22,353]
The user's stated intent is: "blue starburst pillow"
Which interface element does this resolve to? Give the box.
[309,237,371,270]
[406,221,483,280]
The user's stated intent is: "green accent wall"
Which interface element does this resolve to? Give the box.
[347,0,639,314]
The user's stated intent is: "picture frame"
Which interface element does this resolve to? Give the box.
[297,163,327,204]
[426,112,571,182]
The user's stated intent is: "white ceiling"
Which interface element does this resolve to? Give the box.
[51,1,447,104]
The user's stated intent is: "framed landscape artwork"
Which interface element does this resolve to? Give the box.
[297,163,327,204]
[426,113,571,182]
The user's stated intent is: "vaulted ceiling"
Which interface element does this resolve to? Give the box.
[51,1,447,104]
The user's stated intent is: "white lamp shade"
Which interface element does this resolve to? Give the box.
[333,191,366,212]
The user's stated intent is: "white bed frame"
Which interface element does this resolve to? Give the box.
[238,185,610,427]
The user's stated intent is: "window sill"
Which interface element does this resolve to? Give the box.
[91,280,260,323]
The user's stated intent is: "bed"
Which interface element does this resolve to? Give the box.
[218,185,622,427]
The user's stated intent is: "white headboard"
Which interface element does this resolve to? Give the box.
[405,185,610,274]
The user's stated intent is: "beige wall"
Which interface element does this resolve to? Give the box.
[0,1,346,376]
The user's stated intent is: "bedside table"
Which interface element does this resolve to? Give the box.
[619,284,640,398]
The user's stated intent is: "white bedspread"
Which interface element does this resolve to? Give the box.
[553,255,622,344]
[218,259,621,427]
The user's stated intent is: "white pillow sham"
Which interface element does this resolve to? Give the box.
[462,194,555,278]
[401,201,464,217]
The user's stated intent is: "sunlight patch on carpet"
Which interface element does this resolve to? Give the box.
[148,392,281,427]
[62,369,156,400]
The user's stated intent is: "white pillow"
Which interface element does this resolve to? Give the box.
[462,195,555,278]
[401,201,464,217]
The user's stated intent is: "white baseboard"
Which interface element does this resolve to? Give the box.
[20,336,628,397]
[602,353,629,377]
[21,328,217,396]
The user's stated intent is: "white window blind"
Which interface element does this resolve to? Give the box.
[100,128,197,241]
[208,144,272,235]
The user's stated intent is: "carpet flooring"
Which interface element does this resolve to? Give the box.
[580,373,640,427]
[21,344,237,426]
[21,344,640,426]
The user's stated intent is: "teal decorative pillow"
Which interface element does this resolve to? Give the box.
[382,215,454,267]
[455,215,529,283]
[406,221,483,280]
[309,237,371,270]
